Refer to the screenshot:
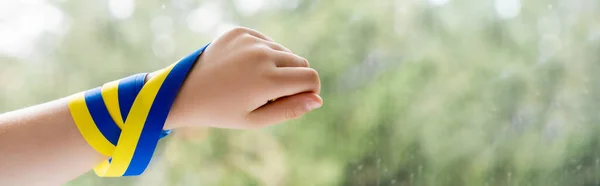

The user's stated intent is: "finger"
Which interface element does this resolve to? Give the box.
[247,92,322,127]
[269,68,321,98]
[272,51,309,67]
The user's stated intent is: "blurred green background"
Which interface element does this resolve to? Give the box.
[2,0,600,185]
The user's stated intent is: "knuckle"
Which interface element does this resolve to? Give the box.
[273,43,286,51]
[271,42,291,53]
[229,27,250,36]
[249,46,271,59]
[240,34,259,44]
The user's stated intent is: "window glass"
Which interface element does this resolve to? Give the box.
[1,0,599,185]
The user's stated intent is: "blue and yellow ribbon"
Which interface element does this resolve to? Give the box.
[69,44,209,177]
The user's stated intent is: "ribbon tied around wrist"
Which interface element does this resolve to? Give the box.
[68,44,209,177]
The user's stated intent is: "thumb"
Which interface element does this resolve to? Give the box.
[246,92,323,127]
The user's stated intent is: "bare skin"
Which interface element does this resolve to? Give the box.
[0,27,322,186]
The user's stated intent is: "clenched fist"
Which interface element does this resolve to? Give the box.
[159,27,322,129]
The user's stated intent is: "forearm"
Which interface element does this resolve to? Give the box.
[0,71,165,185]
[0,96,106,185]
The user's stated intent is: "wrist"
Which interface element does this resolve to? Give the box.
[67,43,208,177]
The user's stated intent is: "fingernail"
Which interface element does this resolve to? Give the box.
[305,100,322,111]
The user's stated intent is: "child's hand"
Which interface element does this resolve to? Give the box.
[162,27,322,129]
